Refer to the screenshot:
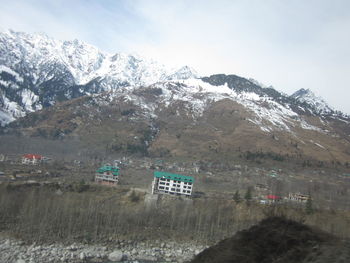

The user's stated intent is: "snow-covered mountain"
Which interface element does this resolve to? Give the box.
[0,30,197,125]
[1,29,350,167]
[8,75,350,165]
[291,88,334,115]
[0,29,348,133]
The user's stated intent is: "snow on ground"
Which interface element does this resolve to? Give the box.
[0,80,10,87]
[0,110,15,126]
[21,89,41,112]
[0,96,25,126]
[310,140,326,149]
[3,97,25,118]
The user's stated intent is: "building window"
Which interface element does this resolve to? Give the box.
[171,188,175,191]
[159,186,165,189]
[165,187,169,190]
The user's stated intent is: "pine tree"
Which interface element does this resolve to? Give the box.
[233,190,241,203]
[244,187,252,203]
[305,196,313,214]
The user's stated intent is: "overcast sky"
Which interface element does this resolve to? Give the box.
[0,0,349,113]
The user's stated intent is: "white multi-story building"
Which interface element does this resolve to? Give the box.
[151,171,194,197]
[287,193,309,203]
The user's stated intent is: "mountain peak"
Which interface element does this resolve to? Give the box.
[291,88,334,115]
[292,88,312,97]
[167,65,199,80]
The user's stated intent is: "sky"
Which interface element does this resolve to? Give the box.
[0,0,350,113]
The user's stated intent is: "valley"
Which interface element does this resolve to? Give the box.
[0,29,350,263]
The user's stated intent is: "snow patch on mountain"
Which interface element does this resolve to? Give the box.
[21,89,41,112]
[95,79,324,134]
[0,65,24,83]
[180,79,323,133]
[0,111,15,126]
[0,95,25,126]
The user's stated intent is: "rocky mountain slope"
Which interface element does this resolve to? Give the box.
[4,76,350,165]
[1,30,350,166]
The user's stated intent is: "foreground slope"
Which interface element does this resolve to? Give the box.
[191,217,350,263]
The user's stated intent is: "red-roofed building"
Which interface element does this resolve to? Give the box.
[267,194,282,203]
[22,154,43,165]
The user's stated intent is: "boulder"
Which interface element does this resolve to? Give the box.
[108,250,123,262]
[79,252,86,260]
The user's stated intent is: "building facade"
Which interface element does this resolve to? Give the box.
[95,165,119,186]
[287,193,309,203]
[22,154,43,165]
[151,171,194,197]
[266,194,282,203]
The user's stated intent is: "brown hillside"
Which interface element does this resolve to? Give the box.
[3,88,350,165]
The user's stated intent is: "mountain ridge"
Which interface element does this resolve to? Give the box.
[1,30,350,165]
[0,30,347,127]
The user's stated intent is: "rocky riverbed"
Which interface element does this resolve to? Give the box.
[0,237,206,263]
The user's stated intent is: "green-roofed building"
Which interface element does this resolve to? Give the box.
[95,165,120,186]
[151,171,194,197]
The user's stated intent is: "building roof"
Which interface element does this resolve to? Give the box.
[23,154,42,160]
[154,171,194,183]
[267,195,281,200]
[96,165,119,176]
